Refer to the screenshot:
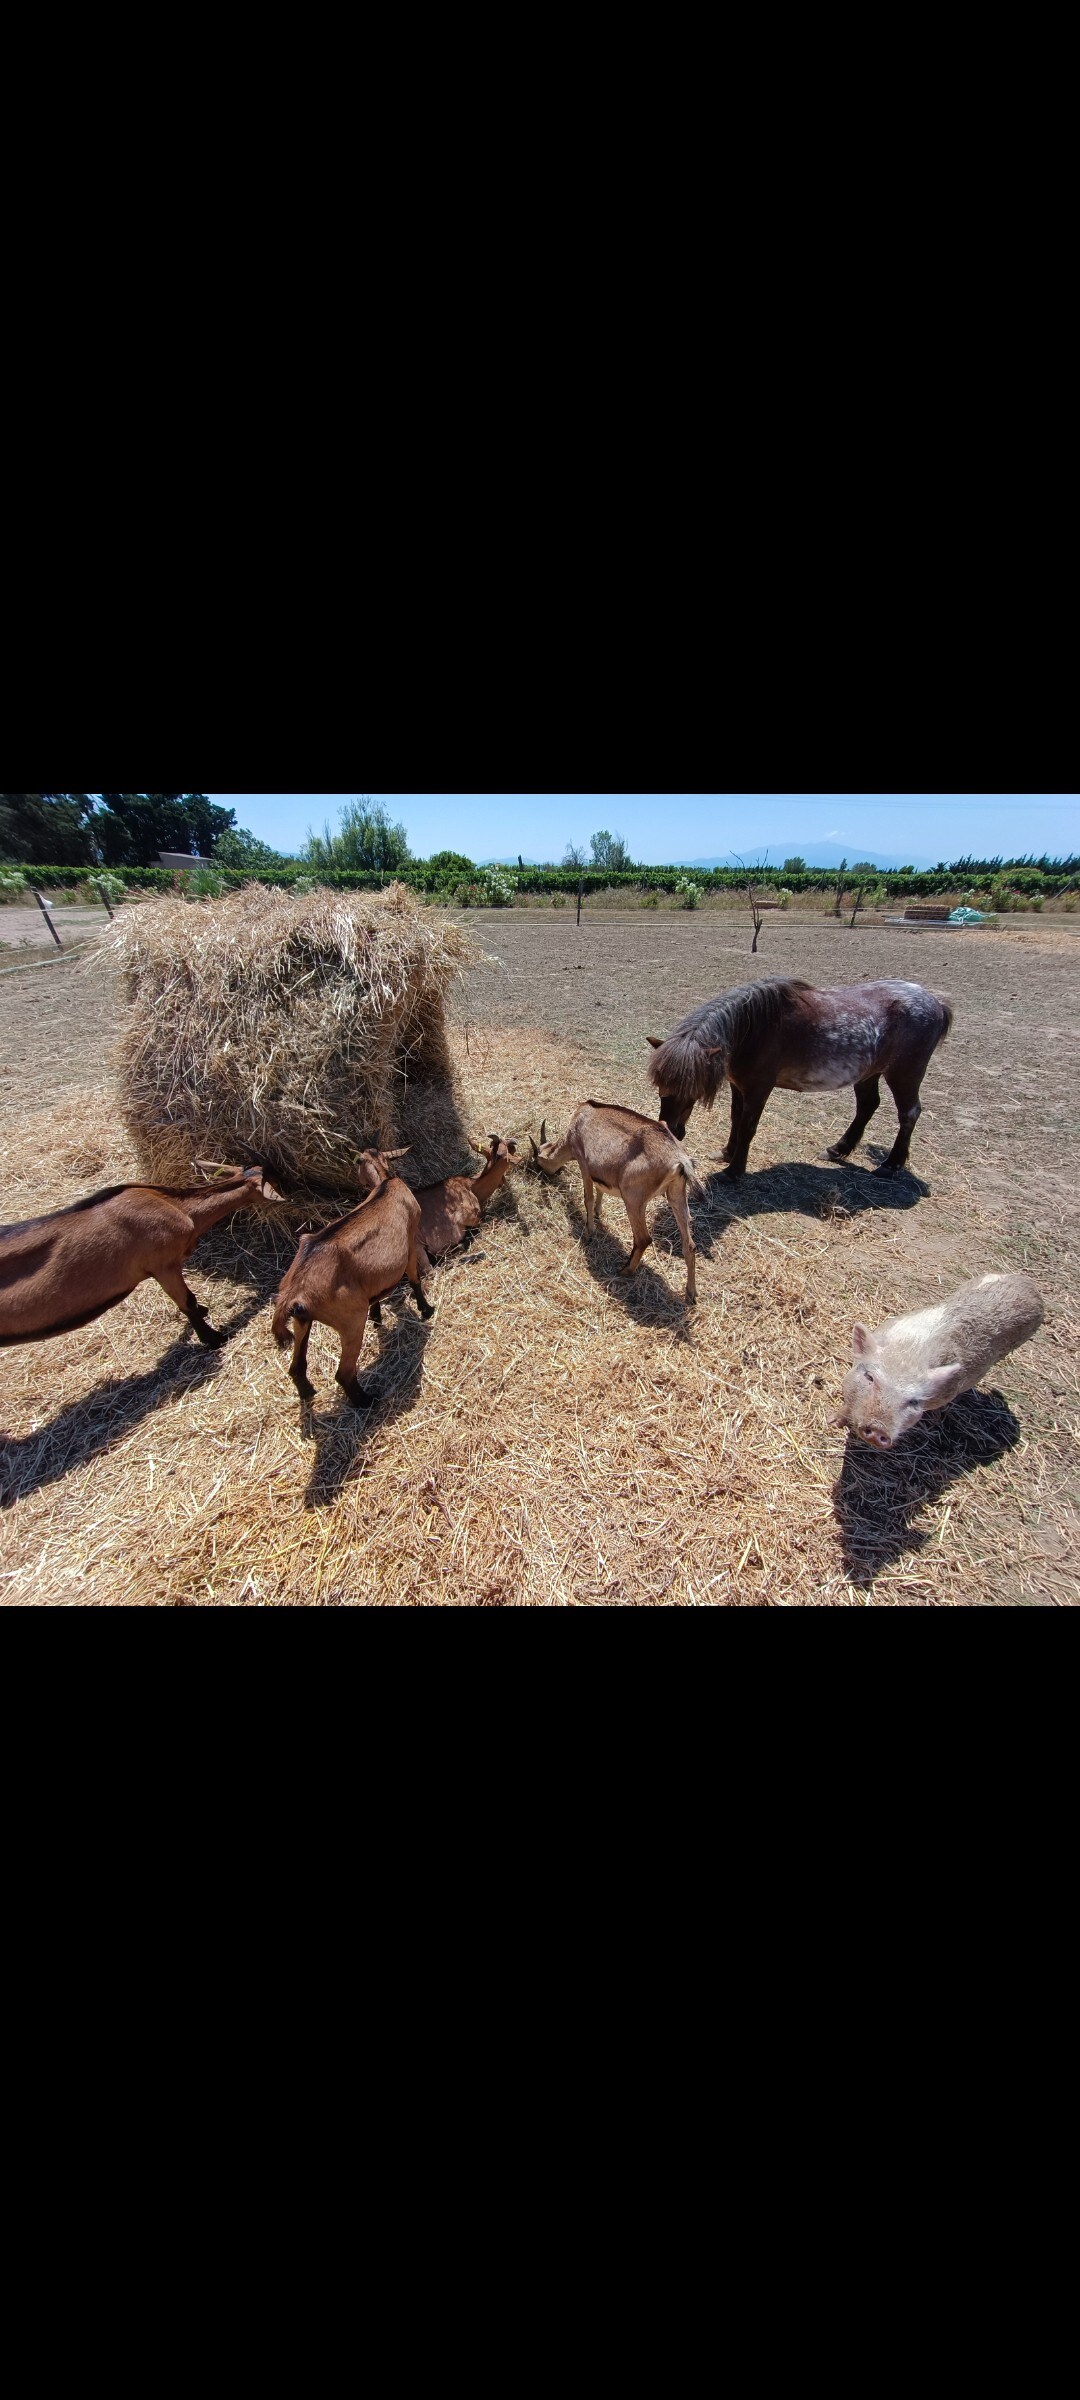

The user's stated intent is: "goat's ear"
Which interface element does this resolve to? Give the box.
[506,1140,518,1154]
[383,1147,410,1160]
[851,1324,876,1358]
[646,1035,663,1049]
[259,1176,284,1200]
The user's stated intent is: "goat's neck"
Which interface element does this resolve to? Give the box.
[184,1181,257,1236]
[470,1161,509,1204]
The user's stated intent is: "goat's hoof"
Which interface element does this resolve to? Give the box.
[198,1325,228,1348]
[293,1380,316,1402]
[345,1379,377,1408]
[417,1302,435,1320]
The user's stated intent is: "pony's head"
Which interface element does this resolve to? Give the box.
[646,1033,724,1140]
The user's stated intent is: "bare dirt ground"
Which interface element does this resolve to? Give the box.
[0,903,113,957]
[1,910,1076,1606]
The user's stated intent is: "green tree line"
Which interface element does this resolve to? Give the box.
[4,794,1077,893]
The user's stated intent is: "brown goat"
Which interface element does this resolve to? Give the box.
[0,1164,282,1351]
[271,1148,434,1404]
[530,1104,700,1302]
[415,1136,519,1263]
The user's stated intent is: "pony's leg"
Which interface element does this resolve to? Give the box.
[724,1080,773,1177]
[721,1087,745,1162]
[827,1075,881,1161]
[875,1069,924,1175]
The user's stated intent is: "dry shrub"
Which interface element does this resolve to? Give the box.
[102,882,482,1201]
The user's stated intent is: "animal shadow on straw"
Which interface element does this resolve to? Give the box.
[302,1307,432,1508]
[194,1211,298,1298]
[0,1283,268,1507]
[691,1156,927,1259]
[567,1205,697,1332]
[832,1389,1021,1591]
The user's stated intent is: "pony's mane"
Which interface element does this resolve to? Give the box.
[647,979,812,1106]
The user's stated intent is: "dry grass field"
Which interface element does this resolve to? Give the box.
[1,905,1077,1605]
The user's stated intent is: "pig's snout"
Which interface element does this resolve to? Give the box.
[860,1427,894,1450]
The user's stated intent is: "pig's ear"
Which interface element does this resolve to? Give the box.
[828,1409,848,1429]
[851,1324,876,1358]
[918,1361,965,1408]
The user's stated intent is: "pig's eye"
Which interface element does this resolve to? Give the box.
[860,1367,874,1383]
[905,1397,921,1410]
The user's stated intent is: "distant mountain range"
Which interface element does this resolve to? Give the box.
[677,844,936,871]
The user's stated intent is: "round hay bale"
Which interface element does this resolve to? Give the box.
[104,882,481,1202]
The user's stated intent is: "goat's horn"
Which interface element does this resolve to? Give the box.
[540,1120,547,1144]
[528,1136,539,1161]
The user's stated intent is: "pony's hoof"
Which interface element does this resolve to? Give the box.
[293,1381,316,1403]
[198,1325,228,1348]
[826,1144,851,1163]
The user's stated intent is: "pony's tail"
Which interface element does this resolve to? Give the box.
[935,995,954,1044]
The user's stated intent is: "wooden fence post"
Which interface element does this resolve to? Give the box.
[33,889,63,949]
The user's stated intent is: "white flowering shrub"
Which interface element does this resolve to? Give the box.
[480,866,517,906]
[88,871,126,907]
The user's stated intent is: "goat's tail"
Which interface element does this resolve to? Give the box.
[678,1151,706,1197]
[272,1286,301,1348]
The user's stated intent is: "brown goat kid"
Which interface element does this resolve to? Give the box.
[415,1136,519,1263]
[531,1105,700,1302]
[271,1147,433,1405]
[0,1165,281,1351]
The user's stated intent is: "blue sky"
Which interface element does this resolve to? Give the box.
[209,795,1079,867]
